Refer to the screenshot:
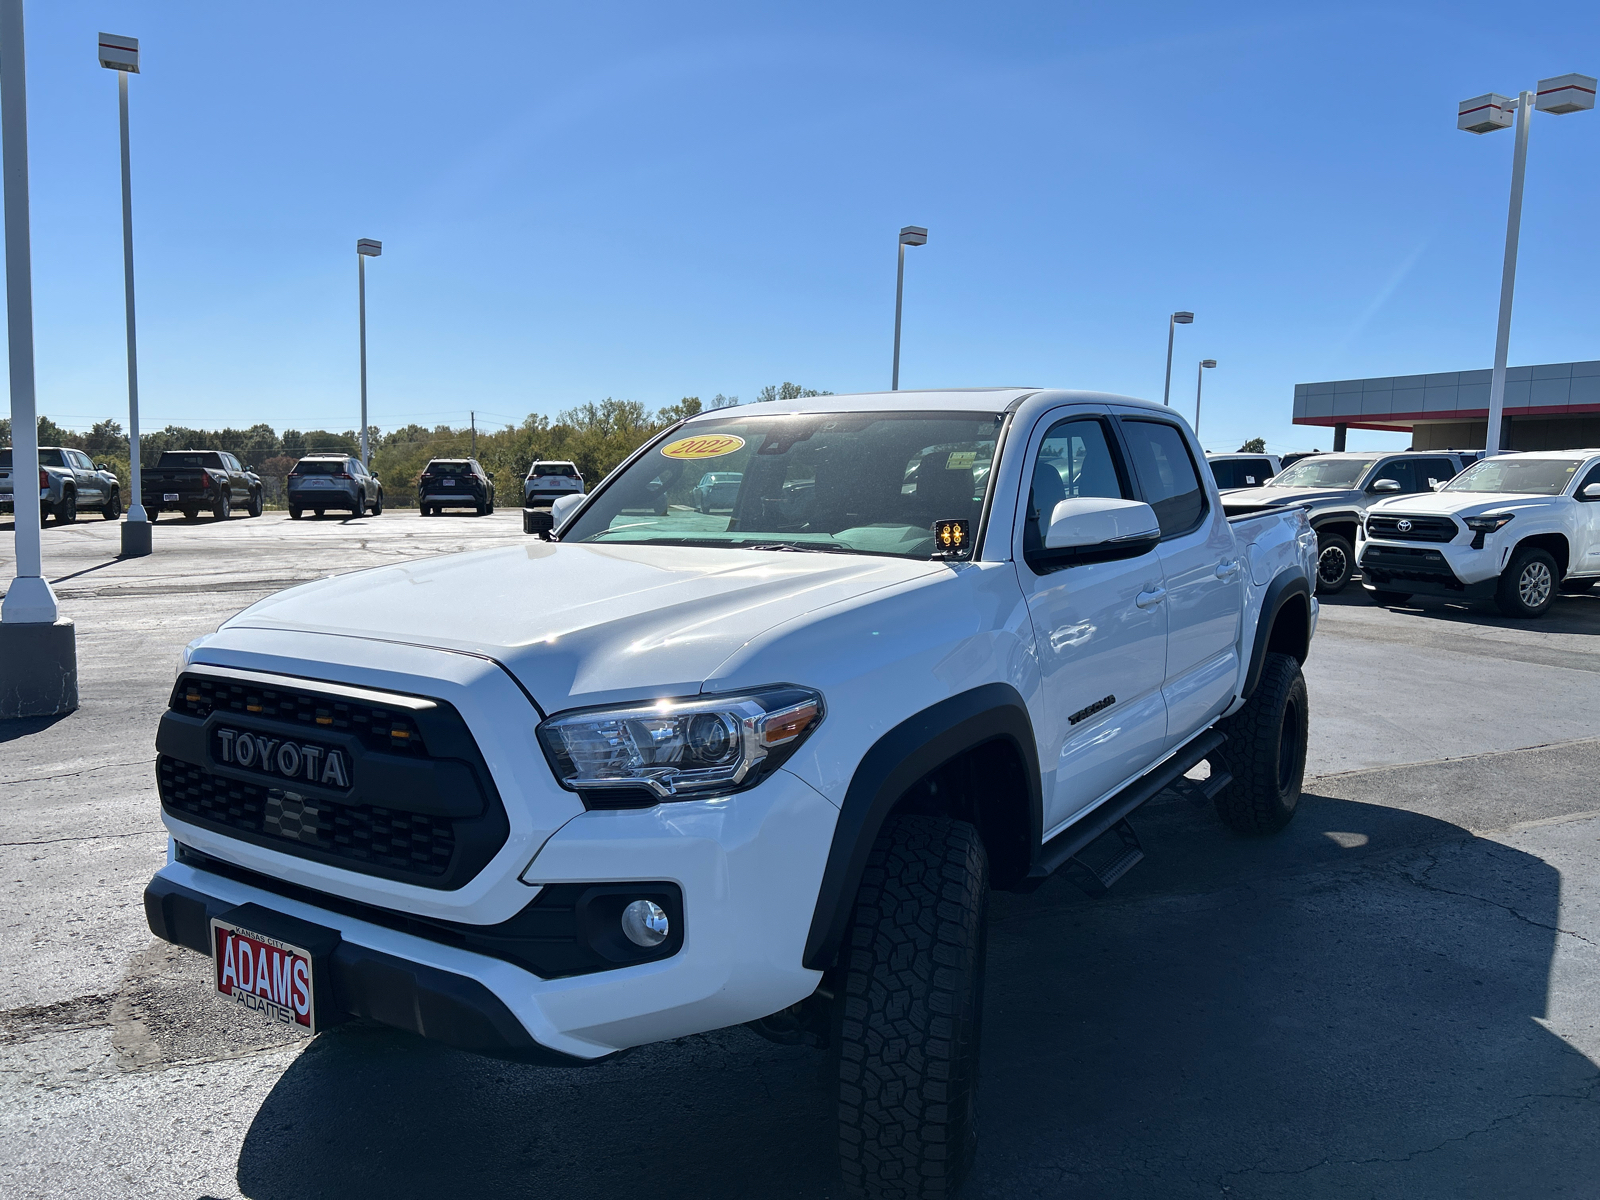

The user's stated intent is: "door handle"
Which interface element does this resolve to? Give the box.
[1216,560,1241,579]
[1135,587,1167,609]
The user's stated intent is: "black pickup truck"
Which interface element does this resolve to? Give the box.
[142,450,263,520]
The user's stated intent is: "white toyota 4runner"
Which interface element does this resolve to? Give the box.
[145,388,1318,1197]
[1360,449,1600,617]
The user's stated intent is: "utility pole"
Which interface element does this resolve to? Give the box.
[471,411,476,459]
[356,238,381,465]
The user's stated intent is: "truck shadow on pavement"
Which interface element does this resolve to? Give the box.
[1321,582,1600,632]
[235,793,1598,1200]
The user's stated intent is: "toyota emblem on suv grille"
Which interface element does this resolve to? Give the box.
[1396,519,1413,532]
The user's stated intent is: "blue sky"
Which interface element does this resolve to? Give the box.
[10,1,1600,453]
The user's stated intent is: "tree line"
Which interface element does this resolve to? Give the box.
[0,382,827,508]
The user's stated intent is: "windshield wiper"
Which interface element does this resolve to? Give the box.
[744,542,847,553]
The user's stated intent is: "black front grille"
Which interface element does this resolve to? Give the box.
[158,672,509,889]
[1362,546,1465,590]
[159,757,456,876]
[1366,514,1458,543]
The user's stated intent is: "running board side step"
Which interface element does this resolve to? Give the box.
[1018,728,1226,893]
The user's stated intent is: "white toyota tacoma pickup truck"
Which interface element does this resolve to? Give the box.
[1359,449,1600,617]
[144,388,1318,1197]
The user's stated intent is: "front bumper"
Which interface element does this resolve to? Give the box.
[1359,539,1502,599]
[146,765,839,1059]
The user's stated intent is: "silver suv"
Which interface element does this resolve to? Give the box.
[287,455,384,520]
[0,446,122,523]
[1221,450,1473,593]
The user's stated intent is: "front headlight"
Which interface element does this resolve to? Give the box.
[1463,512,1515,533]
[536,686,825,800]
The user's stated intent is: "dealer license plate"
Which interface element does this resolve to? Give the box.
[302,478,329,487]
[443,479,456,487]
[211,916,318,1033]
[163,492,179,502]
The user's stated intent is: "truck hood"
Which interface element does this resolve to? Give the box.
[1367,491,1559,519]
[1221,486,1361,510]
[221,542,943,711]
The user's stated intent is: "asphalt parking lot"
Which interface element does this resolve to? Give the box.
[2,510,1598,1199]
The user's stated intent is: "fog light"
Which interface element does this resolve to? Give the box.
[621,899,669,947]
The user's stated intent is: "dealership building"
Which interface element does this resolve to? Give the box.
[1293,359,1600,452]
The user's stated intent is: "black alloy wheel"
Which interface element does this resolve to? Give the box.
[1209,652,1309,835]
[102,488,121,520]
[1315,534,1354,594]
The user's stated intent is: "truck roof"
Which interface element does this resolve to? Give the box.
[681,387,1168,420]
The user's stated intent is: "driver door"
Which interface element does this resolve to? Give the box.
[1013,408,1169,835]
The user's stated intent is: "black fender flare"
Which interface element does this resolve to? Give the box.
[1308,509,1360,535]
[801,682,1041,971]
[1241,571,1312,701]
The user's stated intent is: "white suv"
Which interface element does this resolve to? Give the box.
[143,388,1318,1197]
[1360,449,1600,617]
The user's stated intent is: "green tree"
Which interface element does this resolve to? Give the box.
[755,382,830,403]
[1237,437,1267,453]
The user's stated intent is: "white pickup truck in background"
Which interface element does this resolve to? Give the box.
[144,387,1318,1199]
[1360,449,1600,617]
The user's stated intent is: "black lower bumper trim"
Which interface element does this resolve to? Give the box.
[144,875,603,1067]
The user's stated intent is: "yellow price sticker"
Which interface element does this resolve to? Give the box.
[945,451,977,470]
[660,434,746,460]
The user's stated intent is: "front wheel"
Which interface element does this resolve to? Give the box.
[247,489,263,518]
[837,814,988,1200]
[1209,652,1308,835]
[1315,534,1354,594]
[102,488,121,520]
[1495,547,1557,618]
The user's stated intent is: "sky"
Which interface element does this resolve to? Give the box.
[8,1,1600,454]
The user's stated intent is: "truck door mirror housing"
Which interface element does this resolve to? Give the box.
[1371,478,1403,493]
[1033,497,1160,568]
[1582,482,1600,499]
[550,492,585,530]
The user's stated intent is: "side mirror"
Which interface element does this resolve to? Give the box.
[1583,483,1600,499]
[549,492,585,530]
[1371,478,1403,493]
[1034,497,1160,567]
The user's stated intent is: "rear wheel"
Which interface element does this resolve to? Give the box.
[102,488,121,520]
[213,489,232,520]
[56,491,77,524]
[1495,547,1557,618]
[1209,652,1308,835]
[837,814,988,1200]
[1315,533,1354,594]
[289,507,302,520]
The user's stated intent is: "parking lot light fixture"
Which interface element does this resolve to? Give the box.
[1459,73,1595,456]
[891,225,927,391]
[356,239,381,465]
[0,0,77,718]
[1194,359,1216,437]
[1163,311,1193,406]
[99,32,151,557]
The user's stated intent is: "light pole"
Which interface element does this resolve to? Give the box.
[891,225,926,391]
[0,0,77,718]
[1194,359,1216,437]
[98,32,149,556]
[356,238,381,465]
[1162,311,1193,406]
[1458,73,1595,455]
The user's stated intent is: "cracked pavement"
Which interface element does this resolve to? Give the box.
[3,512,1600,1198]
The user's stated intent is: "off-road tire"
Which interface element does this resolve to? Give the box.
[246,489,263,518]
[1495,547,1557,619]
[213,489,231,521]
[56,490,77,524]
[1314,533,1353,594]
[836,814,988,1200]
[1209,652,1308,835]
[1367,589,1410,606]
[102,488,121,520]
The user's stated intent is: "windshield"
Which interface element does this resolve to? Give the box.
[423,461,474,477]
[0,448,67,468]
[157,452,223,469]
[291,460,348,476]
[1269,457,1376,489]
[531,463,578,478]
[561,411,1004,559]
[1443,457,1584,496]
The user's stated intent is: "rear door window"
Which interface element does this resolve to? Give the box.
[1119,419,1207,538]
[1416,458,1458,490]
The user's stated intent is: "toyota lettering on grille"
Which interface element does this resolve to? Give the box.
[213,727,350,789]
[1396,519,1413,533]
